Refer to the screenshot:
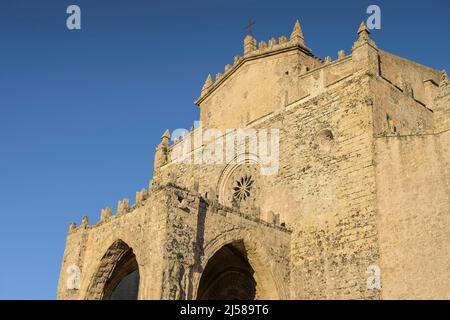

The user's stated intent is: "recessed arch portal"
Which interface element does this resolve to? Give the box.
[195,233,284,300]
[197,241,256,300]
[86,239,140,300]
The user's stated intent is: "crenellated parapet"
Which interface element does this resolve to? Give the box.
[338,49,346,59]
[196,20,372,110]
[68,221,77,232]
[167,182,290,232]
[68,186,152,233]
[100,207,112,221]
[243,34,257,55]
[117,198,129,215]
[135,188,148,205]
[67,180,290,236]
[81,216,89,227]
[197,19,318,103]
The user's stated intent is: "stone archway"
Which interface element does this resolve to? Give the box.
[85,239,140,300]
[197,241,256,300]
[194,230,284,300]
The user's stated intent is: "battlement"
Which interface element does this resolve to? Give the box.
[67,181,290,235]
[167,182,291,233]
[196,20,323,105]
[68,185,151,233]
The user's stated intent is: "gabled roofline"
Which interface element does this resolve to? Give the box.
[194,44,320,106]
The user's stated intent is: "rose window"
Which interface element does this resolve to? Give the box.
[233,175,254,202]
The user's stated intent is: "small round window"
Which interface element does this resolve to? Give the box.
[316,129,334,153]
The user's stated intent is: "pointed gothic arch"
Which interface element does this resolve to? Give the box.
[195,230,286,300]
[197,241,257,300]
[85,239,140,300]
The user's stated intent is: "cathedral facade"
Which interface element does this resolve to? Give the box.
[57,20,450,300]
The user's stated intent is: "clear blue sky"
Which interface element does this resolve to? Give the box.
[0,0,449,299]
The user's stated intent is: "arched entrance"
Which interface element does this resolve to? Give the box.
[197,241,256,300]
[104,248,139,300]
[86,239,140,300]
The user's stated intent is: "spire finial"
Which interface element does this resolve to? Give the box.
[161,129,170,145]
[352,21,377,50]
[290,19,305,46]
[357,21,370,39]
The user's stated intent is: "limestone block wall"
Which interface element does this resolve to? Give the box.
[371,76,434,136]
[378,51,441,105]
[198,48,322,131]
[374,131,450,299]
[282,72,380,299]
[368,50,445,137]
[296,55,354,100]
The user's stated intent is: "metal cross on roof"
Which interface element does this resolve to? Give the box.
[244,19,255,36]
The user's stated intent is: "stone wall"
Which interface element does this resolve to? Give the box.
[285,71,380,299]
[378,50,441,105]
[375,131,450,299]
[198,49,319,131]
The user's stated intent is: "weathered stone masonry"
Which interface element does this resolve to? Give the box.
[57,20,450,300]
